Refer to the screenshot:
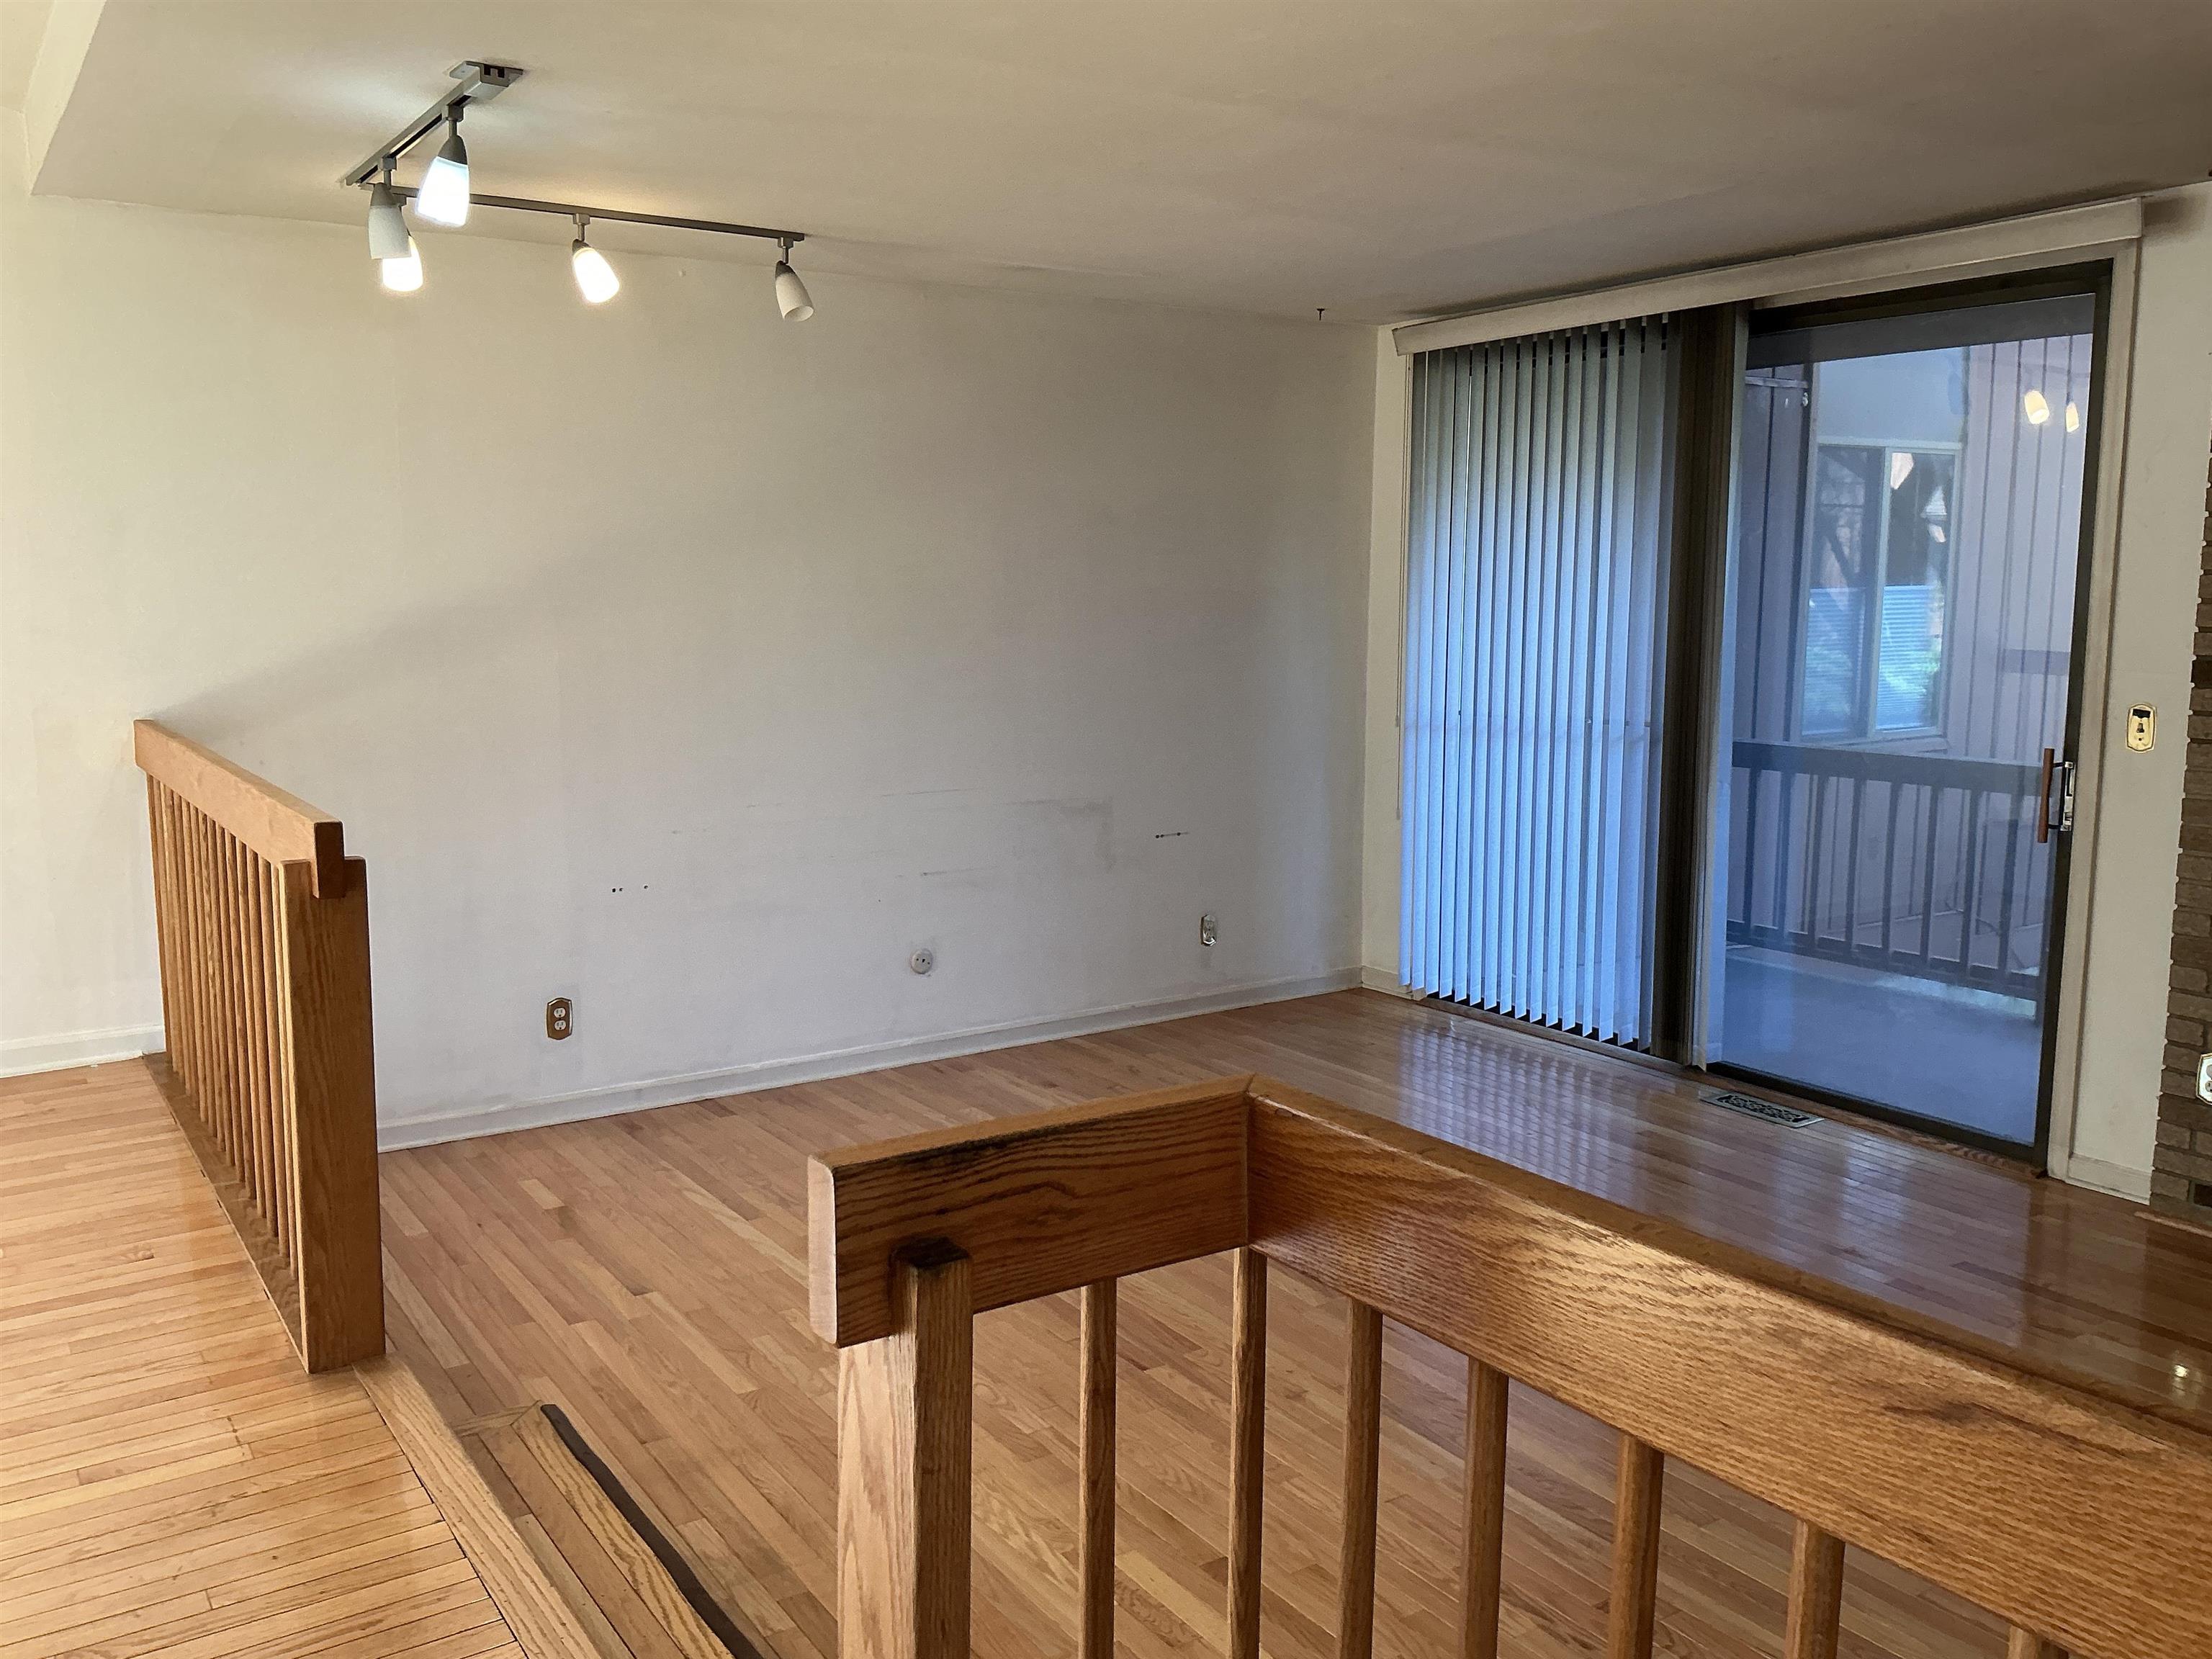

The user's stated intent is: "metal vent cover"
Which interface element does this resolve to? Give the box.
[1699,1088,1821,1128]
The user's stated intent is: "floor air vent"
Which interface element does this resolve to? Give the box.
[1700,1088,1820,1128]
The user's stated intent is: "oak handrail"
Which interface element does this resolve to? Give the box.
[810,1075,2212,1659]
[136,719,382,1372]
[135,719,349,897]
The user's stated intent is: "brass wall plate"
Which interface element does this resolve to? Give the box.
[2127,703,2155,752]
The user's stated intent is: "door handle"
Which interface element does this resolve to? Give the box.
[2036,748,2076,844]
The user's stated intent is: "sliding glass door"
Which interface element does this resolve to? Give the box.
[1707,289,2098,1150]
[1398,272,2105,1157]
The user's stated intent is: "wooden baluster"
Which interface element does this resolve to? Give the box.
[1783,1519,1845,1659]
[837,1243,971,1659]
[1339,1301,1384,1659]
[1606,1435,1663,1659]
[193,813,228,1157]
[242,848,276,1233]
[225,833,260,1205]
[217,822,244,1169]
[154,785,186,1086]
[145,779,180,1079]
[1079,1280,1117,1659]
[275,857,383,1370]
[259,853,292,1263]
[2006,1632,2065,1659]
[1227,1247,1267,1659]
[180,801,209,1112]
[1457,1359,1509,1659]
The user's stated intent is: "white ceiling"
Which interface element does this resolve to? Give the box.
[21,0,2212,322]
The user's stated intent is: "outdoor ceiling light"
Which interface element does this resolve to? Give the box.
[345,62,814,316]
[571,217,620,304]
[413,107,472,227]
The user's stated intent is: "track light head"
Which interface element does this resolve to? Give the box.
[415,109,471,227]
[379,234,424,294]
[773,243,813,320]
[570,217,619,305]
[366,179,410,260]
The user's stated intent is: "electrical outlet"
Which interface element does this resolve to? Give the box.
[546,997,572,1040]
[2197,1052,2212,1105]
[1199,912,1217,948]
[909,948,935,976]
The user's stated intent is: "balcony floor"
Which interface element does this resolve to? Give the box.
[378,988,2212,1659]
[1717,947,2044,1143]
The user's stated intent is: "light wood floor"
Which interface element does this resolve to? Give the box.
[0,1061,525,1659]
[381,989,2212,1659]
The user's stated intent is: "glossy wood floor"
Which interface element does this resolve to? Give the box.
[380,990,2212,1659]
[0,1062,524,1659]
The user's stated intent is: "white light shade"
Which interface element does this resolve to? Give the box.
[773,261,814,320]
[414,127,470,227]
[572,240,620,304]
[379,236,423,293]
[2023,387,2051,426]
[2064,400,2081,432]
[367,182,409,260]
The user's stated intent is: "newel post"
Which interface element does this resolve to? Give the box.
[837,1242,974,1659]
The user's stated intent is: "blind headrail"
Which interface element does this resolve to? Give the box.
[1391,197,2143,356]
[132,719,347,897]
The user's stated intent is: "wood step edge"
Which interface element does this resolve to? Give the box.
[355,1354,605,1659]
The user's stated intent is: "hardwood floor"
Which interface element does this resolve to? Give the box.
[0,1062,524,1659]
[379,989,2212,1659]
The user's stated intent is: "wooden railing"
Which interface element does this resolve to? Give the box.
[135,719,383,1373]
[810,1077,2212,1659]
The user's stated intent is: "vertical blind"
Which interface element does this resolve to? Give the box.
[1401,319,1676,1044]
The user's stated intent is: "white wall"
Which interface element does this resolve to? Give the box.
[0,114,1375,1139]
[1355,184,2212,1192]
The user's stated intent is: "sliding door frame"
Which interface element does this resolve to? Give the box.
[1671,259,2133,1166]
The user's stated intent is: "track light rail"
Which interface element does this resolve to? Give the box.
[377,183,804,249]
[341,61,526,188]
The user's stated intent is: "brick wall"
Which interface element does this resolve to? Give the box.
[2155,441,2212,1224]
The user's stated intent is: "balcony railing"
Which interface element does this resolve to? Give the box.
[1727,739,2049,999]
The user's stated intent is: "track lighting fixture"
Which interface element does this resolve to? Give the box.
[414,106,471,227]
[773,239,814,321]
[570,217,620,305]
[346,62,814,318]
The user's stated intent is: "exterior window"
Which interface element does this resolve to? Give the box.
[1801,441,1952,738]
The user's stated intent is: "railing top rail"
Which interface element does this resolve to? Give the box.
[1731,737,2041,793]
[133,719,347,896]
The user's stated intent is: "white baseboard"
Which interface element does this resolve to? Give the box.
[377,970,1360,1151]
[2057,1153,2152,1203]
[1357,965,1416,998]
[0,1024,163,1078]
